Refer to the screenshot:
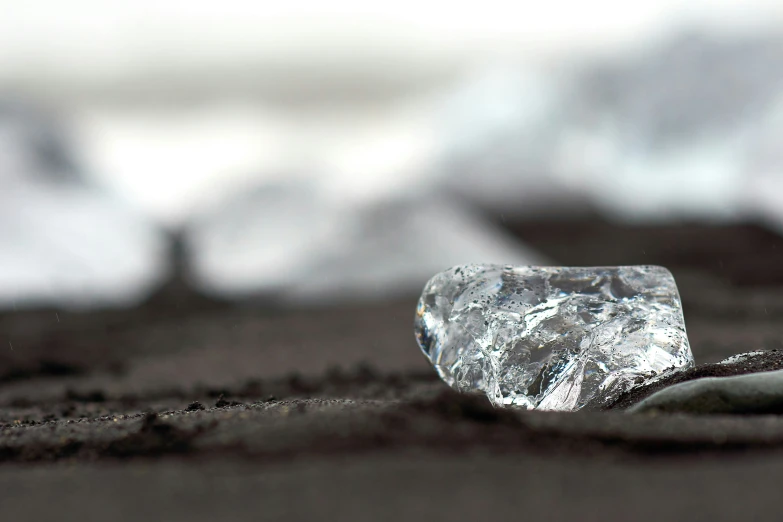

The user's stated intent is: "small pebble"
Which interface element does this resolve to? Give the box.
[186,401,206,411]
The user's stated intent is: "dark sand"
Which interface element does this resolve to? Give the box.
[2,220,783,521]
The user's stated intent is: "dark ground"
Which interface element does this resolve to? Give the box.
[2,219,783,521]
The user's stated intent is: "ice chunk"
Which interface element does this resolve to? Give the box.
[415,265,693,411]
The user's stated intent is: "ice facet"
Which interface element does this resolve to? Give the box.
[415,265,693,411]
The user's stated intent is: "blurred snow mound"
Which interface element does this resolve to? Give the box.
[187,183,546,303]
[0,103,166,310]
[434,31,783,223]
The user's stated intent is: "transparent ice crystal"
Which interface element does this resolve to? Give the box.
[415,265,693,411]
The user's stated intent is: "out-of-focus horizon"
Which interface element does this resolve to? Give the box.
[3,0,783,309]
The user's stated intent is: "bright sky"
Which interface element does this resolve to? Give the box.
[2,1,781,67]
[1,1,781,223]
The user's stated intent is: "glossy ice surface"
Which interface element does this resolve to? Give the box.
[415,265,693,411]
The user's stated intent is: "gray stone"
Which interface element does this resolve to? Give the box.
[630,369,783,415]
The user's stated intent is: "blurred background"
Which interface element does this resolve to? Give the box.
[3,1,783,390]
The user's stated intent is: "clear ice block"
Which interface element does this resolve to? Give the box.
[415,265,693,411]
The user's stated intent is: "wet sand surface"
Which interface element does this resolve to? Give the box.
[2,220,783,521]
